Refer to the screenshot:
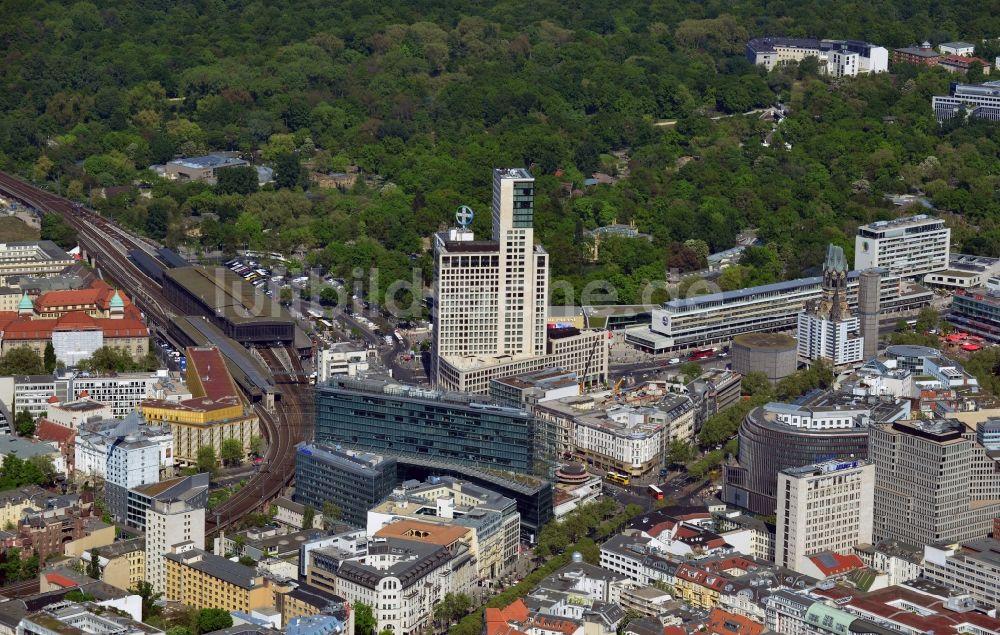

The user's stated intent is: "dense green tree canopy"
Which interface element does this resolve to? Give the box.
[196,609,232,634]
[0,348,44,376]
[4,1,1000,303]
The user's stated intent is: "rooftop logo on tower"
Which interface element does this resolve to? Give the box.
[456,205,474,228]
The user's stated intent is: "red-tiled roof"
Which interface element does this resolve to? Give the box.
[808,552,865,576]
[35,419,75,444]
[45,572,79,588]
[675,526,701,539]
[675,564,729,591]
[485,609,529,635]
[939,54,993,67]
[702,555,756,573]
[142,395,241,414]
[646,520,678,537]
[500,599,529,623]
[34,279,131,312]
[706,609,764,635]
[53,311,99,329]
[1,312,148,340]
[142,347,244,413]
[485,600,532,635]
[812,584,1000,635]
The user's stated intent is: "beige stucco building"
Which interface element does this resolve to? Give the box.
[776,459,874,574]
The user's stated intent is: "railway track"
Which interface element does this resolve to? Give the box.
[0,172,178,324]
[0,578,40,598]
[0,172,313,534]
[206,346,312,531]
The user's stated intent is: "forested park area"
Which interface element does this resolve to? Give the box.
[4,0,1000,305]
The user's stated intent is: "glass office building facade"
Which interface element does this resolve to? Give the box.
[293,443,397,528]
[315,377,537,474]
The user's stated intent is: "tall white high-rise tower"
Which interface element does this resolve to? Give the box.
[491,168,548,357]
[431,169,605,393]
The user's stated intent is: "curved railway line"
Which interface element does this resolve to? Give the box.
[0,171,311,533]
[206,346,312,531]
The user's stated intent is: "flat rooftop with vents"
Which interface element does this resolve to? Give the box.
[162,267,294,344]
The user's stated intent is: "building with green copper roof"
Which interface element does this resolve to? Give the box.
[805,602,855,635]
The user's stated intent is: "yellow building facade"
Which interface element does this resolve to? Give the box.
[64,524,116,558]
[141,346,259,465]
[0,493,39,529]
[165,549,273,612]
[99,540,146,591]
[142,401,258,465]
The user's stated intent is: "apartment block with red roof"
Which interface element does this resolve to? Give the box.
[938,54,992,75]
[798,552,868,581]
[35,418,76,472]
[486,598,585,635]
[706,608,765,635]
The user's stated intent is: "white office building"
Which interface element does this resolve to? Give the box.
[0,370,168,419]
[145,498,205,594]
[74,413,173,481]
[924,539,1000,609]
[534,389,695,477]
[76,412,174,526]
[316,343,369,383]
[312,538,477,635]
[432,169,608,393]
[632,269,930,354]
[939,41,976,57]
[746,37,888,75]
[924,253,1000,290]
[828,49,860,77]
[798,317,863,365]
[46,399,111,430]
[434,169,546,364]
[854,214,950,278]
[776,460,874,575]
[105,437,160,489]
[933,82,1000,122]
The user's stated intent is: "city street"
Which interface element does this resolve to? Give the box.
[601,470,715,510]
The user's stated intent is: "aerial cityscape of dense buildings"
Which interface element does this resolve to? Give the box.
[4,6,1000,635]
[2,168,1000,635]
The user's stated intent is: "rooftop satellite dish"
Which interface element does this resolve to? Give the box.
[456,205,474,228]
